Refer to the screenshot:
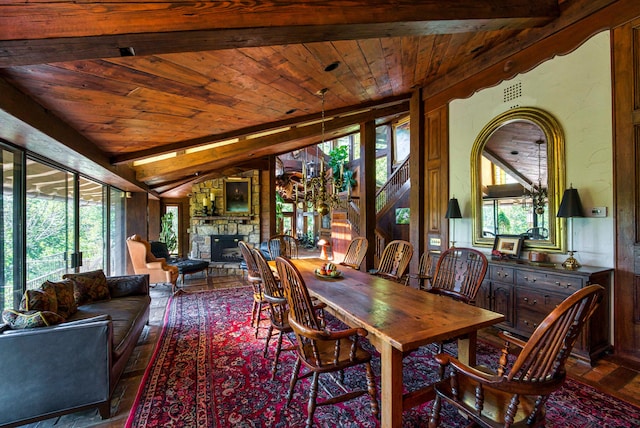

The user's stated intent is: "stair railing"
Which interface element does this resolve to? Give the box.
[375,156,410,214]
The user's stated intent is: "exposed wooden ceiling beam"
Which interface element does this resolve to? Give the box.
[111,95,410,165]
[135,102,408,183]
[0,1,558,67]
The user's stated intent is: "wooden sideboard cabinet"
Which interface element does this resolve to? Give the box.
[476,260,612,365]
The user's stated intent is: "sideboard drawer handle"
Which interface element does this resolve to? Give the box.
[523,297,537,306]
[555,281,571,289]
[524,276,536,283]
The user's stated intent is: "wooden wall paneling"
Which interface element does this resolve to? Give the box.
[612,18,640,367]
[424,105,449,253]
[409,89,426,287]
[148,198,161,241]
[125,192,148,274]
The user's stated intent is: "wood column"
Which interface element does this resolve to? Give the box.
[360,120,377,271]
[409,89,426,287]
[261,156,277,242]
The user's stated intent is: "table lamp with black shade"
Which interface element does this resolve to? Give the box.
[556,185,584,270]
[445,197,462,248]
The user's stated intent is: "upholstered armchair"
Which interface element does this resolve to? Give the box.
[126,234,179,291]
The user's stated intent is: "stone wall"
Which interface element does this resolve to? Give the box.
[188,171,261,273]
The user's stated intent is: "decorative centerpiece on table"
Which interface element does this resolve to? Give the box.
[315,262,342,278]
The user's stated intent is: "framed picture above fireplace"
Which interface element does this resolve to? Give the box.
[223,178,251,215]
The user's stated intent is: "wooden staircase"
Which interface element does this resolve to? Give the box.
[345,156,410,260]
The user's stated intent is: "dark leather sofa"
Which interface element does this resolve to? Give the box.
[0,273,150,427]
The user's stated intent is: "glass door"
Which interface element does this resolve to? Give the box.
[1,147,23,310]
[109,187,126,275]
[78,176,105,272]
[25,160,75,289]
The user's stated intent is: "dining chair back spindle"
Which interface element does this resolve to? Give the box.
[428,247,488,304]
[268,234,298,259]
[371,239,413,283]
[238,241,267,338]
[429,284,605,428]
[340,236,369,270]
[405,251,434,289]
[275,256,379,428]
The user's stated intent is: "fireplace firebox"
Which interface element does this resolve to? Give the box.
[210,235,244,263]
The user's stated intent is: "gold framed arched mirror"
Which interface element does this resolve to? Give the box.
[471,107,565,252]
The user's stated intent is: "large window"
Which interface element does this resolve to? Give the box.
[25,160,75,289]
[109,187,126,275]
[79,176,106,272]
[1,143,127,307]
[393,118,410,164]
[1,146,23,311]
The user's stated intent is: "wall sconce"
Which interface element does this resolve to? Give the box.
[556,184,584,270]
[445,197,462,248]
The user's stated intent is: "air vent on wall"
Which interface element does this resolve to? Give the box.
[503,82,522,103]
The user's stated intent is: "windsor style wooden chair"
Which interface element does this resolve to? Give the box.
[238,241,267,338]
[429,284,604,428]
[275,256,378,428]
[370,239,413,283]
[339,236,368,270]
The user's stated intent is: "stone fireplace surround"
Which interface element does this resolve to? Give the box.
[189,172,261,274]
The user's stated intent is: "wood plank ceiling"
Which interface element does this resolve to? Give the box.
[0,0,629,198]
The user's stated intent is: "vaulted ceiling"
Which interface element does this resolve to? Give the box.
[0,0,636,198]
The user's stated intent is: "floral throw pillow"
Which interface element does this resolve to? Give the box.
[63,269,110,306]
[19,288,58,313]
[42,280,78,319]
[2,309,65,329]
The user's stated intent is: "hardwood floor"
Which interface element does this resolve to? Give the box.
[21,273,640,427]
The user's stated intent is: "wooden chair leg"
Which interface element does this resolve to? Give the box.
[263,324,274,357]
[365,361,379,417]
[306,371,320,428]
[429,395,442,428]
[287,357,302,406]
[254,301,263,338]
[271,331,284,380]
[251,300,257,326]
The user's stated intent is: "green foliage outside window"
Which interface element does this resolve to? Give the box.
[328,146,356,192]
[160,212,178,254]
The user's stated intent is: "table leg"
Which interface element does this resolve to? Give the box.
[456,331,477,366]
[380,341,404,427]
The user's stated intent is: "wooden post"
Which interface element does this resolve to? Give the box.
[360,120,377,271]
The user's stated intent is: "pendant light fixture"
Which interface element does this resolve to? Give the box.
[299,88,344,216]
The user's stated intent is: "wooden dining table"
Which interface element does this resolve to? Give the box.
[285,257,505,428]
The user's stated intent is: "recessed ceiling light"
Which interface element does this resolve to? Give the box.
[324,61,340,72]
[119,47,136,57]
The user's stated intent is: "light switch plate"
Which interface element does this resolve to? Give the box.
[430,237,441,246]
[589,207,607,217]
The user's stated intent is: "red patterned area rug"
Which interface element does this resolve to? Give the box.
[126,287,640,427]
